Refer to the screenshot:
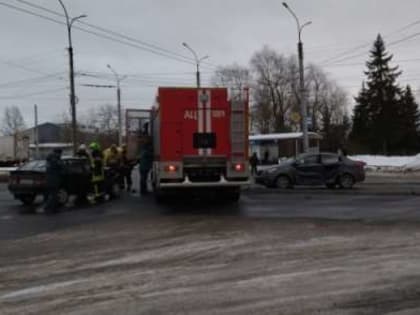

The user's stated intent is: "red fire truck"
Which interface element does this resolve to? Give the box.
[127,87,250,201]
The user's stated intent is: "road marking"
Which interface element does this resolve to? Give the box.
[1,279,87,300]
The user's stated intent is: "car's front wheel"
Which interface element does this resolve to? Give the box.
[57,189,69,205]
[339,174,355,189]
[275,175,292,189]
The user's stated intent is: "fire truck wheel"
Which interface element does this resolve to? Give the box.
[154,191,166,203]
[223,189,241,203]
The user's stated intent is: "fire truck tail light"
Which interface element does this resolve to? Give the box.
[164,165,178,173]
[234,163,245,172]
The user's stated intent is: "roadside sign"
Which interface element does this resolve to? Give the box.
[290,112,301,123]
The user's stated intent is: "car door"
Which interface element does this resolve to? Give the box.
[294,154,323,185]
[65,159,90,194]
[321,153,341,183]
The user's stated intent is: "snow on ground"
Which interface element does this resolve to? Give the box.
[350,154,420,172]
[0,167,17,173]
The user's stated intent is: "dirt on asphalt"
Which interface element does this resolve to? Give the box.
[1,216,420,315]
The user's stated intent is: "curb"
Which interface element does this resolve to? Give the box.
[242,186,420,196]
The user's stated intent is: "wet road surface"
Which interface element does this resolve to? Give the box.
[1,180,420,240]
[2,181,420,314]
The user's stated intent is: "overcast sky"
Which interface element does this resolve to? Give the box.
[1,0,420,126]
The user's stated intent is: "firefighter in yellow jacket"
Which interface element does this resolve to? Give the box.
[103,144,123,190]
[103,144,121,168]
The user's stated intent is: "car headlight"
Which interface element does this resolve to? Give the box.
[266,167,278,174]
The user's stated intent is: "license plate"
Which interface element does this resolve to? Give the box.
[20,179,33,185]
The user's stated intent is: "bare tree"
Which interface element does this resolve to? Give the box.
[306,64,328,131]
[211,46,349,139]
[96,104,118,134]
[212,64,251,91]
[1,106,26,136]
[251,47,296,132]
[79,104,119,147]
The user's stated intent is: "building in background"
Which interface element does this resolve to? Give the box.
[249,132,322,164]
[0,135,29,163]
[28,143,73,159]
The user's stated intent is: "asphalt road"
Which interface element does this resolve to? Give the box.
[2,178,420,241]
[2,180,420,314]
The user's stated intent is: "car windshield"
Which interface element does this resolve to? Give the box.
[19,160,46,172]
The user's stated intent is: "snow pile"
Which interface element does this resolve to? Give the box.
[350,154,420,172]
[0,167,17,173]
[401,154,420,171]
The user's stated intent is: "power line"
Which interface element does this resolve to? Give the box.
[79,70,213,79]
[14,0,194,64]
[324,57,420,68]
[322,31,420,66]
[1,2,199,66]
[0,87,67,99]
[0,72,65,89]
[320,18,420,66]
[0,57,60,76]
[6,0,215,70]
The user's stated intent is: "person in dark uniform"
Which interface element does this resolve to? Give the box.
[89,142,105,201]
[263,150,269,164]
[249,152,259,176]
[139,139,153,195]
[44,148,64,213]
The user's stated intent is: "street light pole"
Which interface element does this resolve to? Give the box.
[58,0,86,155]
[182,42,209,88]
[282,2,311,153]
[107,64,126,146]
[34,104,39,159]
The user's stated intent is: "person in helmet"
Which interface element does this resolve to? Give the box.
[104,144,121,169]
[103,144,123,192]
[76,144,90,159]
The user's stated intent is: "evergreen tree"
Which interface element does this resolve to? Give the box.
[350,34,403,154]
[397,85,420,154]
[349,82,370,151]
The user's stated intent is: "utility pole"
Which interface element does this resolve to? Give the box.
[182,42,209,88]
[282,2,312,153]
[58,0,86,155]
[34,104,39,159]
[107,64,126,146]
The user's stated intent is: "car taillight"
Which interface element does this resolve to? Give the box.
[233,163,245,172]
[356,161,366,169]
[34,178,45,185]
[164,165,178,173]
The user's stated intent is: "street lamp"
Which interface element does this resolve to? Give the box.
[182,42,209,88]
[58,0,86,155]
[107,64,127,146]
[282,2,311,153]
